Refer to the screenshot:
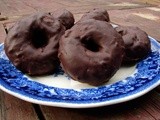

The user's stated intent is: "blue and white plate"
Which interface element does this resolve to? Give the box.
[0,37,160,108]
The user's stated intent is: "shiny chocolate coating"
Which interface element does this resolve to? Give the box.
[79,8,110,22]
[5,12,65,75]
[115,26,151,63]
[51,9,75,29]
[59,19,124,86]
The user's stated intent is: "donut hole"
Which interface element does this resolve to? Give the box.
[81,36,101,52]
[31,29,48,48]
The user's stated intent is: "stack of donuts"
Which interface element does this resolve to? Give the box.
[4,8,151,86]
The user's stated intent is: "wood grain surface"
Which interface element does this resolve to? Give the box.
[0,0,160,120]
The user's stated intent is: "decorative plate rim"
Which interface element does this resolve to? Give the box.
[0,36,160,108]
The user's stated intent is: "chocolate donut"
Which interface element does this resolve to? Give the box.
[51,9,75,29]
[5,12,65,75]
[115,26,151,63]
[59,19,124,86]
[79,8,110,22]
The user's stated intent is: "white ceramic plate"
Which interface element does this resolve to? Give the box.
[0,37,159,108]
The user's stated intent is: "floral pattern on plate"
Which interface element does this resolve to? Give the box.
[0,36,159,108]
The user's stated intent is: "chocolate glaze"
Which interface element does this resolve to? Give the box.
[59,19,124,86]
[51,9,75,29]
[5,12,65,75]
[115,26,151,63]
[79,8,110,22]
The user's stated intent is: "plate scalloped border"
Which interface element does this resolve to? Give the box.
[0,36,160,108]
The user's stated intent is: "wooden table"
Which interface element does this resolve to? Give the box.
[0,0,160,120]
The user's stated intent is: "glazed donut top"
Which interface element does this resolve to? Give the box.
[5,12,65,75]
[59,19,124,85]
[115,26,151,63]
[51,9,75,29]
[79,8,110,22]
